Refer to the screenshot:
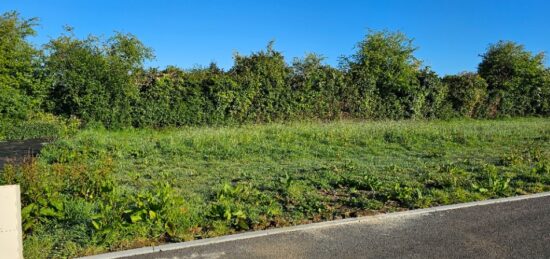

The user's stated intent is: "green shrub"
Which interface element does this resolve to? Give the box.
[134,66,242,127]
[207,183,281,233]
[230,41,291,122]
[289,53,344,120]
[478,41,550,116]
[342,31,423,119]
[45,29,153,128]
[417,68,452,119]
[443,73,488,117]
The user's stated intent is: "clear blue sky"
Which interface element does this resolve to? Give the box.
[2,0,549,75]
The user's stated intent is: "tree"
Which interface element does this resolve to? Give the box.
[478,41,549,116]
[417,67,450,118]
[229,41,291,122]
[542,69,550,115]
[289,53,344,119]
[45,29,153,128]
[443,73,488,117]
[0,12,42,119]
[343,31,422,119]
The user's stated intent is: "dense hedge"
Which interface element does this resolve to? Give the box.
[443,73,488,118]
[1,12,549,129]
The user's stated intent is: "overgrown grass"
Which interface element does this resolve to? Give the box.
[2,118,550,258]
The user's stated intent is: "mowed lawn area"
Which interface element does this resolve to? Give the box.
[5,118,550,257]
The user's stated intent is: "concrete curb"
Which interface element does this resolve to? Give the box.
[80,192,550,259]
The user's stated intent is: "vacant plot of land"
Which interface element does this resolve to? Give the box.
[3,118,550,258]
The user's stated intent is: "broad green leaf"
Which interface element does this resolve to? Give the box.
[130,213,142,223]
[149,210,157,219]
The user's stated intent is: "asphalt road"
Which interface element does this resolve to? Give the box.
[0,139,45,170]
[126,195,550,259]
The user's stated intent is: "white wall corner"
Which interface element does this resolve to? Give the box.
[0,185,23,259]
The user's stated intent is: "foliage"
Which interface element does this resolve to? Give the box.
[229,41,291,122]
[0,12,42,120]
[443,73,488,117]
[134,65,241,127]
[417,67,451,118]
[289,53,345,120]
[207,183,281,233]
[44,28,153,128]
[0,85,31,120]
[342,31,423,119]
[1,155,187,258]
[3,118,549,257]
[478,41,550,116]
[2,11,550,131]
[1,10,550,258]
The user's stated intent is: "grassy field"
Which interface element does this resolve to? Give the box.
[2,118,550,257]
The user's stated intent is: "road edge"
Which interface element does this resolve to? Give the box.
[80,191,550,259]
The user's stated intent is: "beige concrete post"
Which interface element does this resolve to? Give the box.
[0,185,23,259]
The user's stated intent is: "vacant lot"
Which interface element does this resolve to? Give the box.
[2,118,550,258]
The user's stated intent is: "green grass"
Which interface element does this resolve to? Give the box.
[3,118,550,258]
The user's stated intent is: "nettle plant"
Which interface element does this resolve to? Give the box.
[207,183,281,232]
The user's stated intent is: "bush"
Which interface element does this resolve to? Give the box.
[45,29,153,128]
[134,67,203,127]
[478,41,549,116]
[134,65,242,127]
[2,10,550,129]
[417,68,451,119]
[342,31,423,119]
[443,73,488,117]
[0,85,31,120]
[230,41,291,122]
[289,54,344,120]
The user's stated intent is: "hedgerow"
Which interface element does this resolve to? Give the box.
[1,11,549,131]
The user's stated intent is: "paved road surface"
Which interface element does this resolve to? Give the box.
[125,195,550,259]
[0,139,46,170]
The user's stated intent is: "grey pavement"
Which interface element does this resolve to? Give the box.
[124,195,550,259]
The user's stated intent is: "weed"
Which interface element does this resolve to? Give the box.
[1,118,548,257]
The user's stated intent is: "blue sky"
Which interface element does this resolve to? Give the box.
[2,0,549,75]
